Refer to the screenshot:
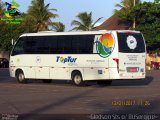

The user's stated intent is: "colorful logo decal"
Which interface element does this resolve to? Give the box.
[4,0,20,18]
[96,33,115,58]
[0,0,22,24]
[127,36,137,50]
[56,56,77,63]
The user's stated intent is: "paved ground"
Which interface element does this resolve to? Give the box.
[0,69,159,120]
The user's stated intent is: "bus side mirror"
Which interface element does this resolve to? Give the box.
[11,39,14,45]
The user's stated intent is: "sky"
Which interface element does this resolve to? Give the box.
[2,0,155,31]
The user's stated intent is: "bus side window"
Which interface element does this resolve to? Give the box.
[11,37,25,56]
[57,36,72,54]
[71,35,94,54]
[24,36,36,54]
[72,36,80,54]
[49,36,58,54]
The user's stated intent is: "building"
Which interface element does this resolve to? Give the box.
[96,13,131,30]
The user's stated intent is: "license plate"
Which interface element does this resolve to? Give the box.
[127,67,139,72]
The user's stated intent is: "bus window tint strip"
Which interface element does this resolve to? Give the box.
[11,35,95,55]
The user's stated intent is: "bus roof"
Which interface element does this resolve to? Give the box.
[20,30,141,37]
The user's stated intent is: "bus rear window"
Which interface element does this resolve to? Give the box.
[117,32,145,53]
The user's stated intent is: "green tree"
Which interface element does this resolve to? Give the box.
[155,0,160,3]
[0,12,26,51]
[51,22,65,32]
[71,12,102,31]
[115,0,141,11]
[114,0,142,29]
[0,0,5,14]
[118,2,160,50]
[0,23,25,51]
[0,0,5,31]
[26,0,58,32]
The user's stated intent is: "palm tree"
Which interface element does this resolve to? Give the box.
[114,0,141,29]
[115,0,141,11]
[0,0,5,29]
[71,12,102,31]
[26,0,58,32]
[155,0,160,3]
[51,22,65,32]
[0,0,5,14]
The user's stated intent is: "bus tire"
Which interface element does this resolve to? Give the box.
[72,72,84,86]
[42,80,52,83]
[97,80,112,86]
[16,70,27,84]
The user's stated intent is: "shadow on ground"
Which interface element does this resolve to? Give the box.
[111,76,153,86]
[19,88,97,120]
[11,75,154,87]
[0,68,154,87]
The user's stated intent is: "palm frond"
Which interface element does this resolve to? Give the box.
[91,17,103,28]
[70,27,79,31]
[26,0,58,32]
[52,22,65,32]
[115,3,124,8]
[71,20,82,26]
[71,11,102,31]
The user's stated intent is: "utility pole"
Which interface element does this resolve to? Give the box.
[133,0,136,29]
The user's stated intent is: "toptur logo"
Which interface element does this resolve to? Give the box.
[56,56,77,63]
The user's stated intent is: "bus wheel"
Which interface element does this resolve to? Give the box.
[72,72,84,86]
[42,80,52,83]
[97,80,112,86]
[16,70,27,84]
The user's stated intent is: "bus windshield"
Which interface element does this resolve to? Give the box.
[117,32,145,53]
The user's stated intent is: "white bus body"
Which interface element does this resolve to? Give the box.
[9,30,146,85]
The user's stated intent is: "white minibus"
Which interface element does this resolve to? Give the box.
[9,30,146,86]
